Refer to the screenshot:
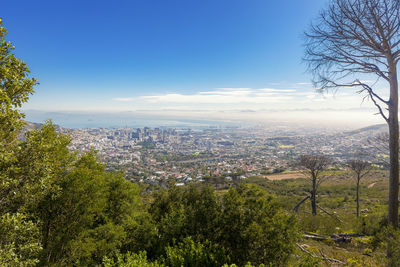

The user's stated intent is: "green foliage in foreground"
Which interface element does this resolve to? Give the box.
[163,237,228,267]
[0,213,41,267]
[1,122,150,266]
[104,251,162,267]
[149,183,298,266]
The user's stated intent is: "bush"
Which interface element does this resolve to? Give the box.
[150,184,299,266]
[163,237,228,267]
[371,227,400,266]
[299,215,338,235]
[103,251,162,267]
[0,213,42,266]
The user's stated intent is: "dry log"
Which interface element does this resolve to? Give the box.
[316,204,343,222]
[296,243,345,265]
[336,233,372,238]
[304,232,323,237]
[331,234,351,243]
[293,195,310,212]
[303,235,327,241]
[303,232,351,243]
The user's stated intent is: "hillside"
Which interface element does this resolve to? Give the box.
[344,124,387,136]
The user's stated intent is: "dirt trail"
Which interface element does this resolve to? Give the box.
[264,172,305,181]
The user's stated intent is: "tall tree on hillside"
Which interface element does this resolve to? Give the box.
[0,18,37,147]
[347,160,371,217]
[299,155,330,215]
[304,0,400,228]
[0,18,41,265]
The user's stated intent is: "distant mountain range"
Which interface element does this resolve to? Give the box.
[20,121,64,138]
[343,124,387,136]
[23,121,43,131]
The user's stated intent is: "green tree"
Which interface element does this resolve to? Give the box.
[0,17,40,214]
[0,18,37,147]
[31,142,151,266]
[150,184,298,266]
[36,149,108,265]
[219,184,298,266]
[0,213,41,267]
[0,18,40,265]
[67,170,150,265]
[5,122,74,214]
[150,184,221,257]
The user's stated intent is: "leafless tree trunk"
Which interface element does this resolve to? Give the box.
[356,178,360,217]
[347,160,371,217]
[388,65,399,228]
[311,174,317,215]
[299,155,330,215]
[304,0,400,228]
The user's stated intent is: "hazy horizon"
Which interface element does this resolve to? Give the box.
[23,107,384,130]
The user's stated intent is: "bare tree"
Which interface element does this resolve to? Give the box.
[368,132,390,154]
[304,0,400,228]
[347,160,371,217]
[299,155,330,215]
[367,132,393,168]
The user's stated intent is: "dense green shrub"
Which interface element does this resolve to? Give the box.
[163,237,228,267]
[0,213,42,267]
[150,184,298,266]
[103,251,162,267]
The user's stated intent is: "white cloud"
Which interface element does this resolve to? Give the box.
[140,92,292,104]
[113,97,136,102]
[110,86,374,112]
[114,88,300,105]
[259,88,297,92]
[197,89,252,96]
[296,82,312,85]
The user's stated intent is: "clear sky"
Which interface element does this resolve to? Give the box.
[2,0,386,127]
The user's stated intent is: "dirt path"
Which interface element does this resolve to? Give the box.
[264,172,305,181]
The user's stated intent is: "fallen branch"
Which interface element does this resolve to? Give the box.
[303,232,351,243]
[304,232,323,237]
[303,235,327,241]
[336,233,373,238]
[316,204,343,222]
[294,196,310,212]
[296,243,345,265]
[331,234,351,243]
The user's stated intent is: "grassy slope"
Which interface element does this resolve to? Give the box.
[245,170,389,266]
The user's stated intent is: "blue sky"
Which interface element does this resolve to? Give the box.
[2,0,385,126]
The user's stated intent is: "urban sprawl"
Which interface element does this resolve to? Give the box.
[64,125,386,188]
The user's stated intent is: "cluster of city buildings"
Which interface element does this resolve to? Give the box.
[65,124,385,187]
